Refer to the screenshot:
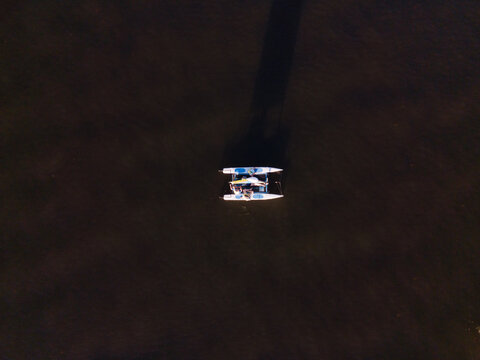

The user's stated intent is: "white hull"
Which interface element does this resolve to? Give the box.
[222,167,282,175]
[223,193,283,201]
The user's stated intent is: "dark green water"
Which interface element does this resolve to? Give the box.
[1,1,480,359]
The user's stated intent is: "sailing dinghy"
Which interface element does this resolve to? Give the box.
[220,167,284,201]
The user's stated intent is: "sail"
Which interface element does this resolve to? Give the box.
[230,177,265,185]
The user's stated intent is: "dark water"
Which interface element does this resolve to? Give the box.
[2,1,480,359]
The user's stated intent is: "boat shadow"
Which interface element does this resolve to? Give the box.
[221,0,304,188]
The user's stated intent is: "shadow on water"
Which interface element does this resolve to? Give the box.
[221,0,304,172]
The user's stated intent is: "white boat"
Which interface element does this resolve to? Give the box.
[221,167,283,175]
[220,167,284,201]
[223,193,283,201]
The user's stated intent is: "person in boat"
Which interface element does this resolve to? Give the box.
[242,186,253,199]
[230,183,243,195]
